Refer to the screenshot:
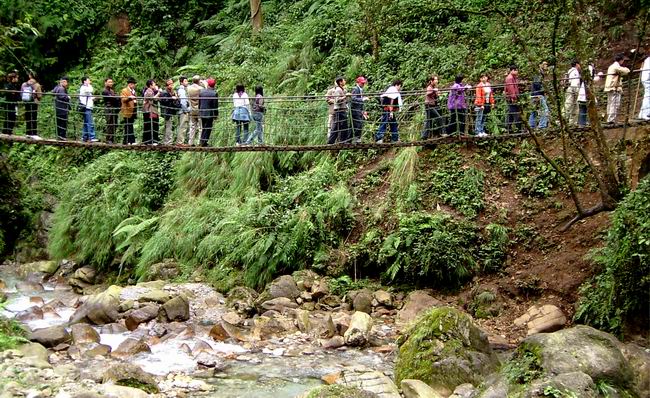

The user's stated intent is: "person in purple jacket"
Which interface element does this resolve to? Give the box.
[447,74,471,136]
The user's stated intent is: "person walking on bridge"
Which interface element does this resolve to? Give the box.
[21,71,43,139]
[199,78,218,147]
[563,60,581,126]
[474,73,494,137]
[604,54,630,123]
[177,76,190,145]
[504,65,521,133]
[53,76,71,140]
[329,76,350,144]
[422,75,442,139]
[447,74,470,136]
[2,72,20,135]
[638,52,650,120]
[102,78,121,143]
[246,85,266,145]
[375,79,403,143]
[529,61,549,129]
[187,75,203,146]
[160,79,180,144]
[79,76,98,142]
[142,79,161,145]
[350,76,369,144]
[232,84,251,145]
[120,77,137,145]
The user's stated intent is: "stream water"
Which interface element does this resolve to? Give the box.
[1,270,396,397]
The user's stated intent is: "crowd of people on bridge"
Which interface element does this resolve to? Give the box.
[1,51,649,146]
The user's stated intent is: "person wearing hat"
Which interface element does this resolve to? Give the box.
[350,76,369,144]
[199,78,218,147]
[604,53,630,123]
[52,76,71,140]
[120,77,138,144]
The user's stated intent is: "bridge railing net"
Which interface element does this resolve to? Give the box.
[0,73,647,147]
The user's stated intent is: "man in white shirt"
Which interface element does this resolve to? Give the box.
[177,76,190,144]
[604,54,630,123]
[79,76,98,142]
[375,79,403,143]
[564,61,581,126]
[638,53,650,120]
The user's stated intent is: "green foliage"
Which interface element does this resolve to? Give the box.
[327,275,381,297]
[0,150,26,256]
[380,212,478,287]
[542,386,579,398]
[48,151,176,270]
[479,223,510,272]
[421,149,485,218]
[0,316,28,351]
[575,177,650,335]
[503,343,544,385]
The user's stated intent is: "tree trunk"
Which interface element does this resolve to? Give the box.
[250,0,263,33]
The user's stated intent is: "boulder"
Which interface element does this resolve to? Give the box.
[318,294,341,309]
[396,290,441,326]
[29,325,71,348]
[15,281,44,292]
[208,323,229,341]
[310,279,330,299]
[526,372,598,398]
[111,337,151,359]
[195,351,227,370]
[395,307,499,394]
[292,270,320,291]
[70,323,100,345]
[350,289,373,314]
[160,295,189,322]
[101,385,150,398]
[620,342,650,397]
[295,309,311,333]
[261,297,298,312]
[343,311,372,346]
[449,384,477,398]
[145,259,180,281]
[327,365,400,398]
[401,379,444,398]
[225,286,258,316]
[267,275,300,300]
[74,266,97,284]
[521,325,636,391]
[373,290,393,308]
[219,321,253,342]
[100,323,128,334]
[16,306,44,322]
[252,315,296,340]
[321,336,345,349]
[18,343,50,369]
[69,285,122,325]
[137,289,171,304]
[298,385,379,398]
[125,305,160,331]
[68,342,112,359]
[102,363,159,393]
[513,304,566,335]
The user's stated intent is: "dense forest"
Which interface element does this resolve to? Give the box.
[0,0,648,340]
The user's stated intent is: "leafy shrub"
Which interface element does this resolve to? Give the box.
[479,223,510,272]
[0,317,27,351]
[574,177,650,335]
[48,152,176,270]
[380,212,478,287]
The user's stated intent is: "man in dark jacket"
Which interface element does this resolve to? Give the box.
[198,78,218,147]
[2,71,20,135]
[53,76,71,140]
[102,78,121,143]
[159,78,180,144]
[350,76,369,144]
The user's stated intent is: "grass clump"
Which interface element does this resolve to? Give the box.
[380,212,478,287]
[574,177,650,335]
[479,223,510,272]
[0,317,28,351]
[502,343,544,385]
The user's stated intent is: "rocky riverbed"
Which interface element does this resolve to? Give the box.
[1,260,649,398]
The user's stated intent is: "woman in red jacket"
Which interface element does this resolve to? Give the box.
[474,72,495,137]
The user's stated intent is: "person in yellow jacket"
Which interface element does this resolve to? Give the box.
[120,77,138,144]
[604,54,630,123]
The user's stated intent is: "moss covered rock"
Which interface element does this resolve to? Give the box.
[395,307,499,394]
[301,385,378,398]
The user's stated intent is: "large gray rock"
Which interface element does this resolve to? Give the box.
[101,385,150,398]
[620,342,650,398]
[145,259,180,281]
[323,365,400,398]
[125,305,160,331]
[29,325,71,348]
[261,297,298,312]
[69,285,122,325]
[526,372,598,398]
[396,290,441,326]
[70,323,100,345]
[298,385,378,398]
[401,379,444,398]
[102,363,159,393]
[395,307,499,395]
[351,289,373,314]
[343,311,372,347]
[267,275,300,300]
[160,295,189,322]
[225,286,258,316]
[513,304,566,335]
[111,337,151,359]
[522,326,635,389]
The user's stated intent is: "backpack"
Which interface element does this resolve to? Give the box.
[21,85,33,102]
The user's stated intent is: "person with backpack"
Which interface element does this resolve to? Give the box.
[504,65,521,133]
[102,78,121,144]
[232,84,251,145]
[528,61,549,129]
[79,76,98,142]
[159,78,180,145]
[474,73,494,137]
[53,76,71,140]
[421,75,443,139]
[563,60,581,126]
[604,54,631,124]
[329,76,350,144]
[375,79,403,143]
[350,76,369,144]
[447,74,471,136]
[120,77,138,145]
[21,72,43,138]
[246,85,266,145]
[199,78,218,147]
[2,71,20,135]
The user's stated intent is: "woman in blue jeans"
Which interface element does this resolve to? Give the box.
[232,84,250,145]
[246,86,265,145]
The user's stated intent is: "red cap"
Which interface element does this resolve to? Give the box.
[356,76,367,84]
[207,79,216,87]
